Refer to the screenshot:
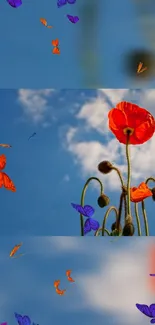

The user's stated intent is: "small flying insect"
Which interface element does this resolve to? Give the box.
[28,132,36,141]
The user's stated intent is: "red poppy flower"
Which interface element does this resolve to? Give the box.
[108,101,155,145]
[130,182,152,203]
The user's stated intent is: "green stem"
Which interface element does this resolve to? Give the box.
[141,200,149,236]
[80,177,103,236]
[94,228,110,236]
[134,203,142,236]
[145,177,155,185]
[112,167,125,188]
[123,193,127,224]
[125,132,131,217]
[101,206,118,236]
[116,193,124,231]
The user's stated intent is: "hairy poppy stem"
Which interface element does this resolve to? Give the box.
[116,193,124,231]
[101,206,118,236]
[112,167,124,188]
[80,177,103,236]
[145,177,155,185]
[94,228,110,236]
[134,203,142,236]
[141,200,149,236]
[125,133,131,217]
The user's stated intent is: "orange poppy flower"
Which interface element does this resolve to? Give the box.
[130,182,152,203]
[108,101,155,145]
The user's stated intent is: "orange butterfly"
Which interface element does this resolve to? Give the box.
[52,39,60,54]
[66,270,75,282]
[0,154,16,192]
[55,287,66,296]
[9,243,22,257]
[40,18,53,28]
[137,62,147,74]
[54,280,60,288]
[0,144,12,148]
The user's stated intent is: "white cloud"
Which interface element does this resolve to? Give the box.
[73,238,154,325]
[18,89,55,123]
[65,89,155,190]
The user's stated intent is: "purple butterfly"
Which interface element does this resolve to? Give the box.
[71,203,99,235]
[57,0,76,8]
[6,0,22,7]
[67,14,79,23]
[71,203,95,217]
[14,313,31,325]
[84,218,99,235]
[136,304,155,323]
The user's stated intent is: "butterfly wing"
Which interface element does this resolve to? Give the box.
[71,203,94,217]
[52,47,60,54]
[7,0,22,7]
[140,67,147,73]
[67,14,74,23]
[150,305,155,317]
[57,0,67,7]
[14,313,23,325]
[84,218,91,235]
[83,205,95,217]
[73,16,79,23]
[52,39,59,47]
[66,270,71,277]
[151,319,155,324]
[137,62,143,73]
[0,155,6,171]
[136,304,152,318]
[2,172,16,191]
[22,316,31,325]
[54,280,60,288]
[40,18,47,26]
[89,218,100,231]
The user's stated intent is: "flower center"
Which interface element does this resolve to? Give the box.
[123,127,134,135]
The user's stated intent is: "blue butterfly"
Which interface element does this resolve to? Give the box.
[136,303,155,323]
[14,313,38,325]
[14,313,31,325]
[57,0,76,8]
[71,203,99,235]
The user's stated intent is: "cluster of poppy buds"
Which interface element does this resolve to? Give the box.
[79,101,155,236]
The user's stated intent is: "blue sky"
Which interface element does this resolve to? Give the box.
[0,88,155,236]
[1,0,155,88]
[1,237,155,325]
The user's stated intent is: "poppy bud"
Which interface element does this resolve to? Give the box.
[122,223,135,236]
[97,194,110,208]
[110,229,122,236]
[98,161,113,174]
[151,187,155,201]
[111,221,122,233]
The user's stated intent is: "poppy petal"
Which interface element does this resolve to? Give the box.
[108,109,127,130]
[130,182,152,203]
[108,101,155,145]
